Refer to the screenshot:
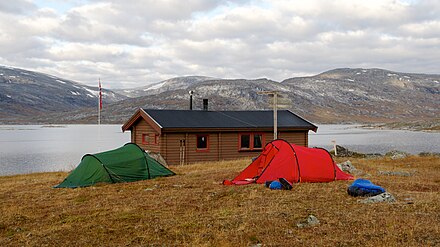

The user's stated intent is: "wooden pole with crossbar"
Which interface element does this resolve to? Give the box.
[258,91,279,140]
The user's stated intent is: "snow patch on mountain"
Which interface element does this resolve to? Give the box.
[145,81,167,91]
[83,87,98,97]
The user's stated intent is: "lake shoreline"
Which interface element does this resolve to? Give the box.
[1,124,439,176]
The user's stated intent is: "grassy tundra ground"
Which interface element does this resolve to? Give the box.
[1,156,439,246]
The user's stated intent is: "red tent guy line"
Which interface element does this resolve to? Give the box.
[223,139,353,185]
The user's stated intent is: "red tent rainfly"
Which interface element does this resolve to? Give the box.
[223,139,353,185]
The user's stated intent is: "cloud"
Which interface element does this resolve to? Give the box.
[0,0,439,88]
[0,0,36,14]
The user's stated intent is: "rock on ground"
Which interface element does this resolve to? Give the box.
[359,192,396,204]
[378,171,413,177]
[385,150,410,160]
[337,160,365,176]
[297,215,320,228]
[331,145,368,158]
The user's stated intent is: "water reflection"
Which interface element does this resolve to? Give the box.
[0,125,130,176]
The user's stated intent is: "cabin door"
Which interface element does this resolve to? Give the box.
[179,139,186,165]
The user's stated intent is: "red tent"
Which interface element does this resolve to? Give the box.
[223,139,353,185]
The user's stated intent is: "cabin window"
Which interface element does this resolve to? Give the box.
[239,133,265,151]
[142,134,149,144]
[196,135,209,151]
[254,134,263,149]
[142,133,159,145]
[240,134,251,149]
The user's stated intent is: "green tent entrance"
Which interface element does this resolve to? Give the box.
[55,143,175,188]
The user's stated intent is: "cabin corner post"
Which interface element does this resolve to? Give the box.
[305,132,308,147]
[132,125,136,143]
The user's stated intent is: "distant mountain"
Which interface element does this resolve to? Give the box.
[40,68,439,125]
[114,76,216,98]
[0,66,127,122]
[281,68,440,122]
[1,66,439,125]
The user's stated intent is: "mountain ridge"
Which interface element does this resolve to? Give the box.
[0,65,127,122]
[1,65,438,125]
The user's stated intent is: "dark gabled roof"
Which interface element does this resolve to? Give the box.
[141,109,317,131]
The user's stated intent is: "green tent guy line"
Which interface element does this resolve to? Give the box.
[55,143,175,188]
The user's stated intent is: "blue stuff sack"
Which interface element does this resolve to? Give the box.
[269,181,283,190]
[348,179,386,197]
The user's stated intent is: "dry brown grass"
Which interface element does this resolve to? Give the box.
[1,156,439,246]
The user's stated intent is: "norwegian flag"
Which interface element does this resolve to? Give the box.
[99,79,102,110]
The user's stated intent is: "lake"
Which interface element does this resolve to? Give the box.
[0,124,439,176]
[309,125,440,154]
[0,125,130,176]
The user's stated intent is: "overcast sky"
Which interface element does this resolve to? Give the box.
[0,0,439,88]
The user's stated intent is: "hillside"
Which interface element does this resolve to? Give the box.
[1,66,439,124]
[282,68,440,122]
[0,66,127,123]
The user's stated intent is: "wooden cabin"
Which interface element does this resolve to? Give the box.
[122,109,317,165]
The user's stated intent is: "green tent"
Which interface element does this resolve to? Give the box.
[55,143,175,188]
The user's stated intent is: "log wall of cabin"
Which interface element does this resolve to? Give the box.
[278,131,308,147]
[161,133,186,166]
[130,118,310,165]
[133,120,161,153]
[161,131,308,165]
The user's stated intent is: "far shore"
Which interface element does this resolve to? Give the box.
[1,120,440,133]
[360,121,440,133]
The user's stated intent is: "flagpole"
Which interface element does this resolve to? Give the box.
[98,78,102,151]
[98,78,101,126]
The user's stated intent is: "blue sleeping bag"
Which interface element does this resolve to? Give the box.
[347,179,385,197]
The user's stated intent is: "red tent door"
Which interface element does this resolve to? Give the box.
[256,140,300,184]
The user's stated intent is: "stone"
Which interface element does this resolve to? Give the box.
[359,192,396,204]
[337,160,365,176]
[337,160,355,173]
[365,153,383,159]
[333,145,353,157]
[378,171,413,177]
[146,151,169,166]
[418,152,440,157]
[297,215,320,228]
[331,145,366,158]
[385,150,409,160]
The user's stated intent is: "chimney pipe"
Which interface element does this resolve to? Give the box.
[203,99,208,111]
[189,91,194,110]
